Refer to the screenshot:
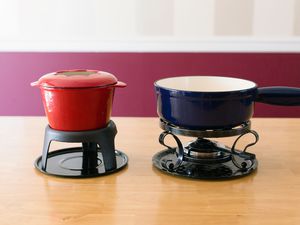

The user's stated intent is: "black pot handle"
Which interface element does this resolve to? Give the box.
[256,86,300,106]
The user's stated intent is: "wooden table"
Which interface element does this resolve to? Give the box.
[0,117,300,225]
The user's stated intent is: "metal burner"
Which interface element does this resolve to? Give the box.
[183,138,232,164]
[187,150,221,159]
[153,119,259,180]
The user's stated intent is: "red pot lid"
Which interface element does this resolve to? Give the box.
[32,69,120,88]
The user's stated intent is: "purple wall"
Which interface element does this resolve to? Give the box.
[0,52,299,117]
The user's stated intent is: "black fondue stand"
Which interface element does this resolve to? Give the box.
[35,121,128,178]
[153,119,259,179]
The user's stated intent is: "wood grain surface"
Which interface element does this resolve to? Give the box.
[0,117,299,225]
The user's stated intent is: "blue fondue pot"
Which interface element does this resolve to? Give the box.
[154,76,300,130]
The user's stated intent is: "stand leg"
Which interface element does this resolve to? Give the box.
[100,143,117,171]
[82,142,98,175]
[41,134,52,171]
[95,121,118,171]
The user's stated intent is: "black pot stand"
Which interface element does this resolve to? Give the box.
[35,120,128,178]
[153,119,259,179]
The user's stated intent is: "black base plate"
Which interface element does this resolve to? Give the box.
[153,148,257,180]
[35,147,128,178]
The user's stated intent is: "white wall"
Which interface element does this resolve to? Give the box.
[0,0,299,52]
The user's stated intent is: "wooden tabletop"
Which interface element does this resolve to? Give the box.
[0,117,300,225]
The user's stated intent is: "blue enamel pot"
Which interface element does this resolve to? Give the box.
[155,76,300,130]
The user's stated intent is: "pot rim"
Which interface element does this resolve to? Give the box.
[154,75,258,93]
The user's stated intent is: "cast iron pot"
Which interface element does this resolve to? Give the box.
[155,76,300,130]
[32,69,126,131]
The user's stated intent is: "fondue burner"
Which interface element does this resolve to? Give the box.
[35,121,128,178]
[153,119,259,179]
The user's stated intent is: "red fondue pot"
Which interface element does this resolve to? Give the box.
[31,69,126,131]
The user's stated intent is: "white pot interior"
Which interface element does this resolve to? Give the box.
[155,76,257,92]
